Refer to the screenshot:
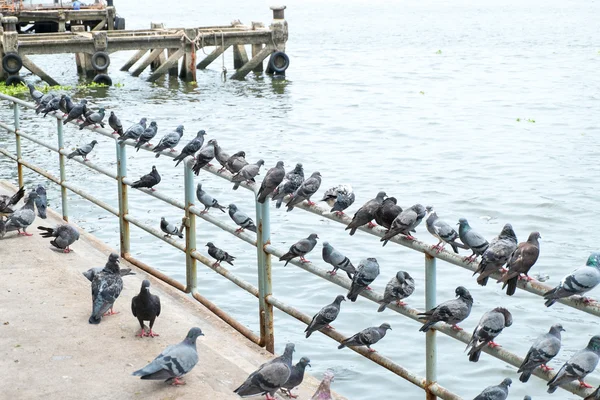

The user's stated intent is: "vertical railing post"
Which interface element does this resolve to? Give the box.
[115,140,130,256]
[425,253,437,400]
[183,159,197,293]
[56,119,68,221]
[13,102,23,187]
[256,198,274,353]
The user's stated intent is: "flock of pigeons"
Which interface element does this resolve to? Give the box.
[2,85,599,399]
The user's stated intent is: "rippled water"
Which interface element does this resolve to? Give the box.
[1,0,600,399]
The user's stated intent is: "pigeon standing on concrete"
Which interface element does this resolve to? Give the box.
[132,327,204,385]
[321,184,355,216]
[281,357,311,398]
[474,378,512,400]
[131,166,161,191]
[134,121,158,151]
[206,242,235,267]
[131,280,161,337]
[347,258,379,302]
[418,286,473,332]
[279,233,319,265]
[192,139,217,175]
[547,335,600,393]
[0,186,24,217]
[108,111,123,135]
[425,206,466,253]
[518,324,564,382]
[67,140,98,161]
[338,323,392,352]
[79,107,105,129]
[232,159,264,190]
[119,117,147,141]
[286,171,322,211]
[272,163,304,209]
[83,266,135,282]
[380,204,427,246]
[160,217,183,238]
[173,129,205,167]
[374,197,402,229]
[1,191,38,237]
[498,231,541,295]
[322,242,356,279]
[378,271,415,311]
[543,252,600,307]
[228,203,256,233]
[473,223,518,286]
[63,99,88,125]
[257,161,285,203]
[458,218,490,263]
[34,184,47,219]
[196,183,226,213]
[225,150,248,174]
[305,295,345,338]
[37,224,80,253]
[310,371,334,400]
[345,191,387,235]
[465,307,513,362]
[89,253,123,324]
[153,125,184,157]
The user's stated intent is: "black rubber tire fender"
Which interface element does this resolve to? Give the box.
[92,73,113,86]
[268,51,290,74]
[91,51,110,71]
[5,75,25,86]
[2,53,23,74]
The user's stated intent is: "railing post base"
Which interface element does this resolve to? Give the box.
[425,253,437,400]
[256,199,274,353]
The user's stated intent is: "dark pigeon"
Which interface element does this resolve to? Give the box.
[153,125,184,158]
[79,107,105,130]
[272,162,304,209]
[257,161,285,203]
[160,217,183,238]
[58,95,75,116]
[474,378,512,400]
[206,242,235,266]
[2,191,38,237]
[279,233,319,265]
[418,286,473,332]
[27,84,43,104]
[380,203,427,246]
[473,223,518,286]
[228,203,256,233]
[518,324,564,383]
[213,141,230,172]
[108,111,123,135]
[63,99,88,125]
[225,150,248,174]
[191,139,217,175]
[465,307,513,362]
[322,241,356,279]
[232,159,264,190]
[374,197,402,229]
[196,183,226,213]
[173,129,205,167]
[378,271,415,312]
[42,96,61,117]
[89,253,123,324]
[321,184,355,216]
[37,224,80,253]
[338,323,391,352]
[131,280,161,337]
[458,218,490,263]
[547,335,600,393]
[35,93,55,114]
[0,186,24,217]
[134,121,158,151]
[425,206,467,254]
[347,258,379,302]
[305,295,345,338]
[286,171,322,211]
[345,191,387,235]
[34,184,47,219]
[67,140,98,161]
[498,231,541,295]
[131,166,161,191]
[281,357,311,398]
[543,252,600,307]
[119,118,147,141]
[83,266,135,282]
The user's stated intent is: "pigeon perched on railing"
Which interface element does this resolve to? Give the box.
[153,124,184,158]
[518,323,564,382]
[67,140,98,162]
[37,224,80,253]
[192,139,217,175]
[498,231,541,295]
[34,184,47,219]
[1,191,38,237]
[418,286,473,332]
[134,121,158,151]
[345,191,386,235]
[63,99,87,124]
[272,162,304,209]
[89,253,123,324]
[79,107,105,130]
[195,183,226,213]
[27,84,43,104]
[206,242,235,267]
[257,161,285,203]
[425,206,467,254]
[0,185,24,217]
[543,252,600,307]
[473,223,518,286]
[131,280,161,337]
[160,217,183,238]
[458,217,489,263]
[347,258,379,302]
[119,117,147,140]
[131,166,161,191]
[35,93,55,114]
[321,184,355,216]
[173,129,205,167]
[58,95,75,116]
[108,111,123,135]
[474,378,512,400]
[225,150,248,174]
[378,271,415,312]
[338,323,391,352]
[547,335,600,393]
[42,96,61,117]
[232,159,264,190]
[228,203,256,233]
[380,203,427,246]
[279,233,319,265]
[322,242,356,279]
[213,141,230,172]
[465,307,513,362]
[281,357,310,398]
[286,171,322,211]
[305,295,345,338]
[374,197,402,230]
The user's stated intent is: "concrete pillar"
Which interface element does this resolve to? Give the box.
[179,28,197,81]
[72,25,86,75]
[269,6,288,52]
[107,7,116,30]
[233,45,249,69]
[150,23,165,71]
[251,22,265,73]
[167,48,179,76]
[58,12,66,32]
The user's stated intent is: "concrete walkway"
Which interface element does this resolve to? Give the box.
[0,182,336,400]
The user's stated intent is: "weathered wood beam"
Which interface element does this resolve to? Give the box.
[180,28,197,81]
[120,49,147,71]
[230,45,273,80]
[252,43,264,72]
[92,19,107,31]
[131,48,164,77]
[21,55,60,86]
[147,48,184,82]
[196,45,230,69]
[167,48,179,76]
[233,45,249,69]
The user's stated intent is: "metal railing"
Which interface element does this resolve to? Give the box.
[0,92,596,399]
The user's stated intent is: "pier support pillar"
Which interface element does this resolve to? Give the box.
[231,44,273,80]
[167,48,180,76]
[196,45,229,70]
[179,28,197,82]
[233,45,249,69]
[106,6,116,31]
[150,23,166,71]
[251,22,265,73]
[58,12,66,32]
[72,26,89,76]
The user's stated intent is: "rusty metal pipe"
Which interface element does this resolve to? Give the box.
[122,253,186,292]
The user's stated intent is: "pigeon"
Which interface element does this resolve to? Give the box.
[42,96,61,117]
[305,295,345,338]
[286,171,322,211]
[374,197,403,229]
[206,242,235,267]
[67,140,98,161]
[119,117,147,141]
[518,324,564,383]
[458,218,490,263]
[279,233,319,265]
[378,271,415,311]
[35,93,55,114]
[27,84,43,104]
[425,206,466,254]
[345,191,387,235]
[271,163,304,208]
[108,111,123,135]
[338,323,392,352]
[474,378,512,400]
[281,357,311,398]
[322,241,356,279]
[310,371,334,400]
[228,203,256,233]
[321,184,355,216]
[34,184,47,219]
[37,224,80,253]
[78,107,105,130]
[225,150,248,174]
[63,99,88,125]
[234,343,294,400]
[418,286,473,332]
[160,217,183,238]
[131,166,161,191]
[132,327,204,385]
[83,266,135,282]
[173,129,205,167]
[232,159,264,190]
[2,191,38,237]
[257,161,285,203]
[134,121,158,151]
[131,280,161,337]
[497,232,541,295]
[547,335,600,393]
[586,387,600,400]
[195,183,226,213]
[0,186,24,217]
[191,139,217,175]
[544,252,600,306]
[473,223,518,286]
[380,204,427,246]
[347,258,380,302]
[153,125,184,158]
[58,95,75,116]
[465,307,513,362]
[524,397,532,400]
[213,141,230,172]
[89,253,123,324]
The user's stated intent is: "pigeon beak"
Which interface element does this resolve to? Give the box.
[307,363,312,368]
[342,298,346,301]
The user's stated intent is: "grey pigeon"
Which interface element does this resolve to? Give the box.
[232,159,264,190]
[338,323,391,352]
[67,140,98,161]
[2,191,38,237]
[35,93,55,114]
[305,295,345,338]
[0,186,24,217]
[83,266,135,282]
[79,107,105,130]
[42,96,61,117]
[279,233,319,265]
[34,184,47,219]
[311,372,334,400]
[196,183,226,213]
[547,335,600,393]
[131,166,161,191]
[206,242,235,266]
[131,280,161,337]
[380,203,427,246]
[173,129,205,167]
[347,257,380,302]
[27,84,43,104]
[228,203,256,233]
[458,218,490,263]
[191,139,217,175]
[378,271,415,311]
[374,197,402,229]
[134,121,158,151]
[321,184,355,216]
[59,95,74,116]
[281,357,311,397]
[257,161,285,203]
[543,252,600,307]
[272,163,304,209]
[345,191,387,235]
[425,206,467,253]
[498,232,541,296]
[473,223,518,286]
[286,171,322,211]
[63,99,88,125]
[518,324,564,382]
[474,378,512,400]
[108,111,123,135]
[213,141,230,172]
[119,118,147,141]
[418,286,473,332]
[234,343,294,399]
[160,217,183,238]
[37,224,80,253]
[225,150,248,174]
[132,327,204,385]
[322,241,356,279]
[465,307,513,362]
[89,253,123,324]
[153,124,184,158]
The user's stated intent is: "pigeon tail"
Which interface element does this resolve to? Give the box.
[418,321,435,332]
[377,302,388,312]
[88,315,101,324]
[37,226,55,238]
[519,371,532,383]
[543,288,559,307]
[468,348,482,362]
[505,277,518,296]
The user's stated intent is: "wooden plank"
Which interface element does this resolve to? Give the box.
[120,49,147,71]
[147,48,184,82]
[21,54,60,86]
[196,45,230,69]
[92,19,107,31]
[131,48,164,77]
[167,48,179,76]
[230,45,273,80]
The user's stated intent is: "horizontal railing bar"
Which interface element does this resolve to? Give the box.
[191,250,260,298]
[189,205,257,247]
[122,253,187,292]
[124,214,186,251]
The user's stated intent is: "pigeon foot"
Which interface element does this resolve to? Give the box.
[487,341,501,348]
[299,257,310,264]
[18,231,33,237]
[325,325,335,330]
[200,210,208,214]
[170,149,176,152]
[581,297,596,304]
[206,163,213,167]
[334,211,345,217]
[147,330,159,337]
[136,329,146,338]
[540,364,553,372]
[366,286,373,291]
[451,324,463,331]
[396,300,407,306]
[212,262,221,267]
[367,221,377,228]
[171,377,186,386]
[404,234,415,240]
[367,348,377,353]
[62,247,72,253]
[579,380,593,389]
[327,270,337,276]
[235,227,245,233]
[306,200,316,206]
[103,308,119,316]
[265,394,276,400]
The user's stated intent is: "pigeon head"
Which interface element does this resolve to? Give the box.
[207,139,217,146]
[206,242,215,248]
[383,197,398,205]
[308,233,319,241]
[587,335,600,352]
[322,241,331,248]
[283,343,295,357]
[524,396,531,400]
[500,378,512,387]
[80,99,88,104]
[160,217,166,222]
[366,257,378,264]
[528,231,541,242]
[108,253,119,263]
[27,83,35,91]
[455,286,471,300]
[151,165,157,172]
[294,163,303,172]
[90,140,98,146]
[498,223,517,241]
[375,191,387,201]
[311,171,321,178]
[110,111,115,116]
[139,117,147,124]
[196,183,202,190]
[396,271,411,283]
[141,280,151,291]
[98,107,105,113]
[379,323,392,331]
[413,204,427,218]
[184,327,205,344]
[586,252,600,268]
[197,130,206,137]
[493,307,513,327]
[228,204,237,211]
[233,151,246,158]
[334,294,346,304]
[256,159,265,167]
[175,125,184,133]
[25,191,39,202]
[276,161,284,168]
[457,217,469,227]
[549,323,565,337]
[298,357,311,368]
[425,205,433,213]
